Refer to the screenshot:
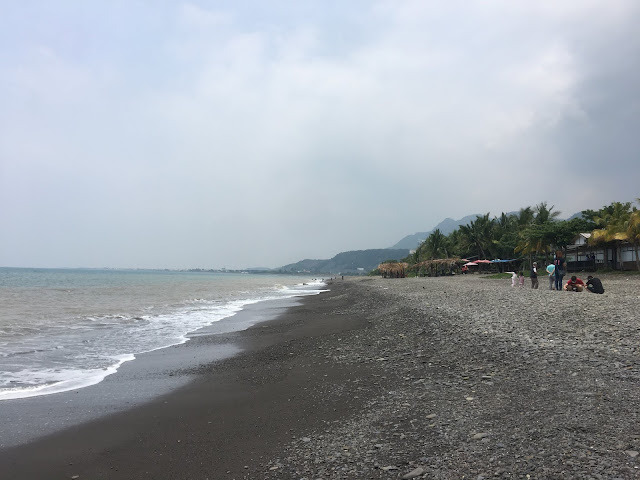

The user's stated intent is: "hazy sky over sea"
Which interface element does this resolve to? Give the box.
[1,1,639,269]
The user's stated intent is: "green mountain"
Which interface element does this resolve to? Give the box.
[278,249,409,274]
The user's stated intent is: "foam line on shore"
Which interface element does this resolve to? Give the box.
[0,295,307,449]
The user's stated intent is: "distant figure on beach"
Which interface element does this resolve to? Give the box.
[554,251,566,291]
[564,275,585,292]
[586,275,604,294]
[462,265,469,274]
[530,262,539,289]
[519,271,525,288]
[546,264,555,290]
[506,271,518,287]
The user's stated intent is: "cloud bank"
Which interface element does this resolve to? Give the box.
[1,1,639,268]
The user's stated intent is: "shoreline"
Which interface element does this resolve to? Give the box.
[0,281,364,479]
[0,294,311,449]
[1,275,639,479]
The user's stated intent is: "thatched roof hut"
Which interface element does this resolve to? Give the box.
[412,257,461,276]
[377,262,409,278]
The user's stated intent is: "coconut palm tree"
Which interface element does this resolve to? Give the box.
[425,229,449,259]
[516,206,535,228]
[516,222,559,257]
[589,202,633,269]
[492,212,518,259]
[534,202,561,224]
[612,201,640,271]
[459,213,495,259]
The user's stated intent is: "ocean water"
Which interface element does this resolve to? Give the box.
[0,268,326,401]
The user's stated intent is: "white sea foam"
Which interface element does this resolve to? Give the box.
[0,354,134,400]
[0,270,326,401]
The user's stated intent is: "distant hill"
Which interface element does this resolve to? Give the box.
[278,249,410,274]
[390,214,480,250]
[276,210,584,275]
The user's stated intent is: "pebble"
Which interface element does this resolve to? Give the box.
[402,466,425,478]
[253,276,640,479]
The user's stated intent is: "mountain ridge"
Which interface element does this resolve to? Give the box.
[275,210,582,273]
[390,214,481,250]
[278,248,409,274]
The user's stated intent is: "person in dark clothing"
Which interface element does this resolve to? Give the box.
[554,251,566,291]
[586,275,604,294]
[530,262,539,289]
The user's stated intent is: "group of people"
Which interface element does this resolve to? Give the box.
[508,250,604,294]
[563,274,604,293]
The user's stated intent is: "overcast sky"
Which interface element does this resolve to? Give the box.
[1,1,639,269]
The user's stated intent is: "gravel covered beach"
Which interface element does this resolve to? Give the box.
[2,274,639,479]
[255,274,640,479]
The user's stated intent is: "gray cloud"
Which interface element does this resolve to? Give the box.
[1,1,639,269]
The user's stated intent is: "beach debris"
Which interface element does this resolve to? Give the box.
[402,466,425,478]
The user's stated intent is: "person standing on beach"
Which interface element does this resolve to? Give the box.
[553,251,566,291]
[530,262,539,289]
[506,271,518,287]
[519,271,525,288]
[546,264,555,290]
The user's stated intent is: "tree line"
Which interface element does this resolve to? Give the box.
[405,199,640,271]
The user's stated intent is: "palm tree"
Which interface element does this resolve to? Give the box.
[589,201,633,269]
[425,229,449,259]
[516,222,558,259]
[492,212,518,259]
[612,201,640,271]
[446,229,465,258]
[516,207,535,228]
[495,212,517,238]
[459,213,495,259]
[534,202,561,224]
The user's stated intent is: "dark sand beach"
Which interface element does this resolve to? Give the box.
[1,274,640,479]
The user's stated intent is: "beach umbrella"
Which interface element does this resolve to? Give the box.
[464,262,478,266]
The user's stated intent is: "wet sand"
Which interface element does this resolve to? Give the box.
[0,287,367,479]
